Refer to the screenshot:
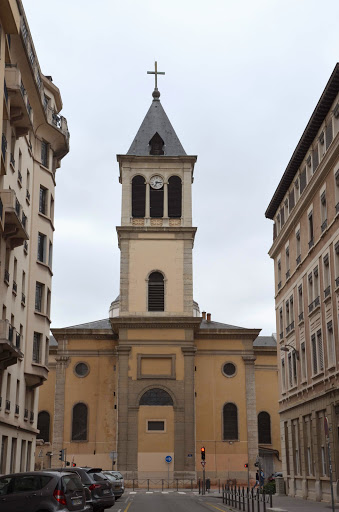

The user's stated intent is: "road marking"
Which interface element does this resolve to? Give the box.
[178,491,186,494]
[162,491,169,494]
[129,492,136,494]
[124,503,132,512]
[146,491,153,494]
[207,503,228,512]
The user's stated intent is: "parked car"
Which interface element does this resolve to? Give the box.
[103,471,124,493]
[0,470,87,512]
[102,472,124,499]
[44,468,115,512]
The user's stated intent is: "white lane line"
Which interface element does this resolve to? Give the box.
[162,491,169,494]
[146,491,153,494]
[178,491,186,494]
[129,491,136,494]
[117,509,121,512]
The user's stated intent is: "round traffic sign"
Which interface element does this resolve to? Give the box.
[165,455,172,463]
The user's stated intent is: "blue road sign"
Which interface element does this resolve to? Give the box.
[165,455,172,463]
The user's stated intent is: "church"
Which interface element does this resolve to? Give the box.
[36,68,281,484]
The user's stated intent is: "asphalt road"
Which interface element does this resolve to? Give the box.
[105,491,229,512]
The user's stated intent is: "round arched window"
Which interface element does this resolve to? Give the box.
[74,362,89,378]
[222,362,236,378]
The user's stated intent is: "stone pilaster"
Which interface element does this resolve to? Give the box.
[117,345,131,471]
[182,346,196,475]
[242,355,258,472]
[51,355,69,467]
[119,241,129,314]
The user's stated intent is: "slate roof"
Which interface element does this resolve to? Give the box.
[127,98,186,156]
[199,319,243,330]
[60,318,112,330]
[50,335,57,346]
[253,335,277,347]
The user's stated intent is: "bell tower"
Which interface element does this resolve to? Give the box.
[117,65,197,317]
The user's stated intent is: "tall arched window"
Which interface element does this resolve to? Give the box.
[140,388,173,406]
[258,411,271,444]
[168,176,182,218]
[132,175,146,218]
[150,183,164,218]
[37,411,50,442]
[148,272,164,311]
[223,403,238,440]
[72,403,88,441]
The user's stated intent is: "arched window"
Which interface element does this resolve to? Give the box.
[258,411,271,444]
[168,176,182,218]
[37,411,50,442]
[149,132,164,155]
[150,182,164,218]
[223,403,238,440]
[72,403,88,441]
[148,272,164,311]
[132,175,146,218]
[140,388,173,406]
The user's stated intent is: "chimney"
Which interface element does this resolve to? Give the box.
[202,311,206,320]
[207,313,211,322]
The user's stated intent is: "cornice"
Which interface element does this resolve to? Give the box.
[51,328,116,341]
[116,226,197,238]
[195,329,261,341]
[117,154,197,165]
[110,316,202,335]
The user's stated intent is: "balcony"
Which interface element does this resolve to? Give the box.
[286,321,295,336]
[278,281,282,291]
[5,400,10,412]
[309,238,314,250]
[308,296,320,314]
[1,133,7,175]
[296,254,301,266]
[321,219,327,233]
[25,361,49,388]
[5,66,33,137]
[45,107,70,158]
[0,320,24,370]
[298,311,304,323]
[15,404,19,415]
[324,286,331,299]
[286,270,290,280]
[0,189,29,248]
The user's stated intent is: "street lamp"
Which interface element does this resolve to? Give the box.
[281,344,299,360]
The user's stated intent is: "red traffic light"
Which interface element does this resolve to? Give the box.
[244,463,248,468]
[201,447,206,460]
[72,463,76,467]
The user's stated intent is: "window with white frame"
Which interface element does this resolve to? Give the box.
[326,320,335,368]
[292,419,301,474]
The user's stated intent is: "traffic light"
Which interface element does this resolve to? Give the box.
[254,462,259,467]
[72,463,76,467]
[244,463,248,468]
[59,449,65,461]
[66,461,70,466]
[201,447,206,461]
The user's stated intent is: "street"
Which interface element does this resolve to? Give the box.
[106,490,229,512]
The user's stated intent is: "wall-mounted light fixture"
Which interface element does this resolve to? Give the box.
[281,344,299,360]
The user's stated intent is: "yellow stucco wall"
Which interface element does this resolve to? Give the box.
[138,406,174,473]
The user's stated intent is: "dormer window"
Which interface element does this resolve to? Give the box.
[149,132,164,155]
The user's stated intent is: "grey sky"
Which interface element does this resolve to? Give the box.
[24,0,339,334]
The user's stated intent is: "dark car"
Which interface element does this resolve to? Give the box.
[0,471,87,512]
[102,472,123,499]
[45,468,115,512]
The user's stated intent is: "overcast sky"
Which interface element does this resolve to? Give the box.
[24,0,339,335]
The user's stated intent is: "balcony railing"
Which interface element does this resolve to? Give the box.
[10,153,15,167]
[52,111,62,128]
[12,280,17,294]
[321,220,327,232]
[336,203,339,214]
[309,238,314,249]
[309,296,320,313]
[4,269,9,284]
[26,189,30,201]
[2,133,7,161]
[278,281,282,291]
[18,170,22,184]
[280,332,284,340]
[21,292,26,305]
[299,311,304,322]
[286,321,295,335]
[15,332,21,349]
[5,400,10,412]
[24,408,28,420]
[324,286,331,298]
[30,411,34,422]
[296,254,301,265]
[315,296,320,307]
[286,270,290,279]
[15,404,19,415]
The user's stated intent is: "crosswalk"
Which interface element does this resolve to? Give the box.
[126,490,199,495]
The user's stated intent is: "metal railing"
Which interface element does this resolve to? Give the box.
[10,152,15,167]
[324,286,331,298]
[2,133,7,160]
[298,312,304,322]
[321,220,327,232]
[126,479,195,491]
[308,238,314,249]
[286,321,295,335]
[5,400,10,411]
[296,254,301,265]
[12,280,17,293]
[4,269,10,284]
[222,485,273,512]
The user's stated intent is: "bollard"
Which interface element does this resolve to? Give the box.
[251,488,255,512]
[257,489,260,512]
[133,479,135,491]
[176,479,178,491]
[162,479,164,491]
[247,487,250,512]
[147,479,149,492]
[199,478,201,495]
[263,491,266,512]
[191,479,193,491]
[270,492,273,508]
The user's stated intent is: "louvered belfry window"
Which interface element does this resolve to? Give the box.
[148,272,164,311]
[168,176,182,218]
[223,403,238,440]
[37,411,50,442]
[149,132,164,155]
[150,186,164,217]
[132,175,146,218]
[72,403,88,441]
[258,411,271,444]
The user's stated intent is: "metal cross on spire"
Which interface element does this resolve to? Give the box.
[147,61,165,90]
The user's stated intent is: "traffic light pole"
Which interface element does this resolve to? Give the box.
[202,466,205,495]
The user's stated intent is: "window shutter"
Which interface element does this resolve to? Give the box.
[148,272,164,311]
[223,403,238,440]
[168,176,182,218]
[300,168,306,194]
[312,147,319,172]
[132,176,146,218]
[289,190,295,212]
[325,120,333,150]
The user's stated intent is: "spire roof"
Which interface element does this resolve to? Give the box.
[127,96,187,156]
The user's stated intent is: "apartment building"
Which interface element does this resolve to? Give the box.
[0,0,69,474]
[266,63,339,502]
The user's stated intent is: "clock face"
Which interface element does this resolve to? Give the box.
[150,175,164,189]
